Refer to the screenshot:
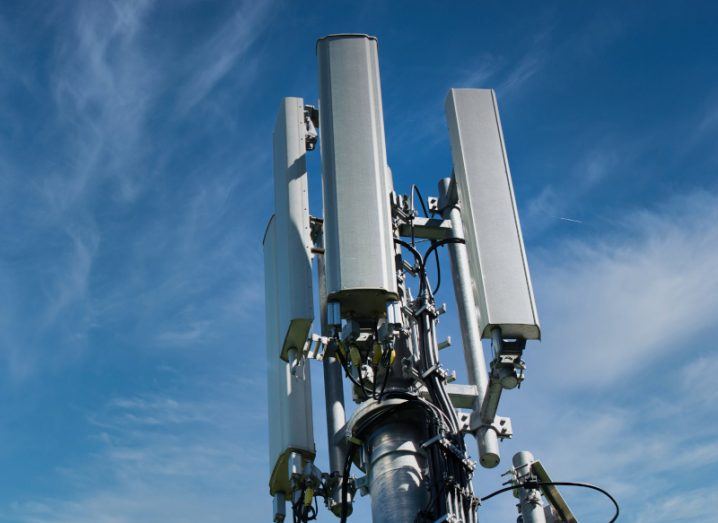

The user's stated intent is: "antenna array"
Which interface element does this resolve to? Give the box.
[263,34,573,523]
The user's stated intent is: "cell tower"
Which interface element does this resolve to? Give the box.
[263,34,613,523]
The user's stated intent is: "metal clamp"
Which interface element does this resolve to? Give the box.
[470,414,512,440]
[304,105,318,151]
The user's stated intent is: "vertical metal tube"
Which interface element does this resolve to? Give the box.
[324,358,347,517]
[513,451,547,523]
[273,492,286,522]
[438,177,500,468]
[366,420,428,523]
[323,356,346,472]
[316,227,347,515]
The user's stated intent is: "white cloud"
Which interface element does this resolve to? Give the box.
[42,224,100,327]
[0,0,274,379]
[463,190,718,521]
[48,0,158,207]
[472,349,718,521]
[635,486,718,523]
[679,353,718,405]
[532,190,718,388]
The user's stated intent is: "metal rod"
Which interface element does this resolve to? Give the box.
[316,225,347,515]
[273,492,286,523]
[438,177,499,468]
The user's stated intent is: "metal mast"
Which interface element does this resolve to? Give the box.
[262,34,578,523]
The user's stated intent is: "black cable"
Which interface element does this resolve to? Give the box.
[411,184,430,217]
[339,444,357,523]
[376,347,392,403]
[292,484,318,523]
[480,480,619,523]
[371,331,379,400]
[371,365,378,400]
[432,244,442,295]
[394,237,431,298]
[334,347,370,400]
[397,237,466,300]
[410,185,444,296]
[409,186,439,294]
[409,185,427,249]
[398,232,478,520]
[423,237,466,262]
[395,237,425,271]
[292,487,305,523]
[422,237,465,296]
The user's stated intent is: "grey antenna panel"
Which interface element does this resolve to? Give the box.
[263,217,315,496]
[317,34,398,318]
[445,89,540,340]
[273,97,315,360]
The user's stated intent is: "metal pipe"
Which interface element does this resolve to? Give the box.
[438,177,499,468]
[273,492,286,522]
[316,227,348,515]
[366,420,428,523]
[323,354,346,470]
[513,451,547,523]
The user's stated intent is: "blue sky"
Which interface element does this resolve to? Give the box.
[0,1,716,521]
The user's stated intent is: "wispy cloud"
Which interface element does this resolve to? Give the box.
[635,486,718,523]
[478,189,718,520]
[524,147,619,235]
[533,189,718,388]
[48,0,157,207]
[174,1,272,115]
[508,348,718,520]
[456,22,553,97]
[42,223,100,327]
[388,20,553,154]
[0,0,274,379]
[4,374,268,523]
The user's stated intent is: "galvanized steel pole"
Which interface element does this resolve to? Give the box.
[438,177,500,468]
[513,451,547,523]
[316,226,348,515]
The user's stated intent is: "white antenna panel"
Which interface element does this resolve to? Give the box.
[263,217,315,496]
[445,89,540,340]
[273,97,314,360]
[317,34,398,319]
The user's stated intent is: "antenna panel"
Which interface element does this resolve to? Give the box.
[263,217,315,495]
[317,34,398,318]
[273,97,314,360]
[445,89,540,340]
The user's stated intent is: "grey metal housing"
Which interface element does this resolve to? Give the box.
[273,97,315,359]
[317,34,398,318]
[445,89,540,340]
[263,217,315,496]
